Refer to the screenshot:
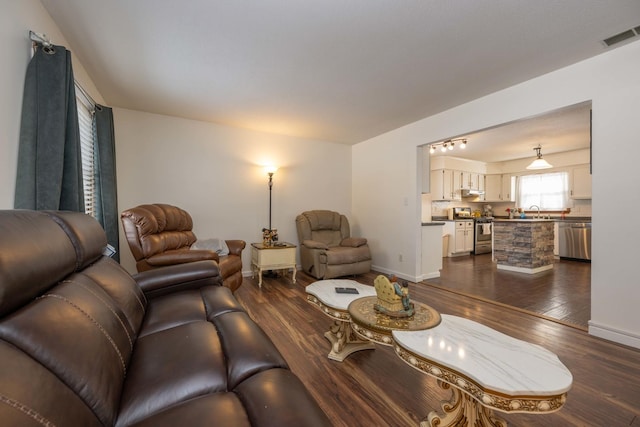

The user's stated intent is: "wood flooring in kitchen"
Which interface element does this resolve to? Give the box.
[425,254,591,330]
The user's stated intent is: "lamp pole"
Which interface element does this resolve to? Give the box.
[268,172,274,230]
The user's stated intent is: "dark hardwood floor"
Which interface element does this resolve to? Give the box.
[234,270,639,427]
[428,254,591,330]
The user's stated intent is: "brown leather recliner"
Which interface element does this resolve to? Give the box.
[121,204,245,292]
[296,210,372,279]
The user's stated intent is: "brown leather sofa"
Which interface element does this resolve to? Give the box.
[121,204,245,292]
[296,210,372,279]
[0,210,331,427]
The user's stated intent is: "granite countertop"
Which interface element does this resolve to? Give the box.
[421,222,445,226]
[493,218,555,222]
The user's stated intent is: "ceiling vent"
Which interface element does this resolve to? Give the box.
[602,26,640,47]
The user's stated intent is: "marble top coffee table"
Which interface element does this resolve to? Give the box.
[306,279,377,361]
[393,314,573,427]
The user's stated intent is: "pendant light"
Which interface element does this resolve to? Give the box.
[526,145,553,170]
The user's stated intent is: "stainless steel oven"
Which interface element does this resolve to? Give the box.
[474,217,493,254]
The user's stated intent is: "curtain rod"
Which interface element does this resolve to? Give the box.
[29,30,52,48]
[29,30,98,110]
[75,80,97,111]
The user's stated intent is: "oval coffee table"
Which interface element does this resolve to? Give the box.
[393,314,573,427]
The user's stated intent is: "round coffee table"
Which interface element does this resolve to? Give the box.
[348,296,441,346]
[306,280,378,361]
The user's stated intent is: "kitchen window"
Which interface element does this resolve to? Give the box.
[517,172,569,210]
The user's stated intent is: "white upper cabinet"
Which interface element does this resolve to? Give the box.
[571,165,592,199]
[461,171,481,191]
[484,174,514,201]
[431,169,461,201]
[485,174,502,201]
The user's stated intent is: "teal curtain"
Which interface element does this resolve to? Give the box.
[95,105,120,261]
[14,43,84,212]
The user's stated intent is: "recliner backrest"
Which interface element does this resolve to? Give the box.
[121,204,197,261]
[297,210,350,247]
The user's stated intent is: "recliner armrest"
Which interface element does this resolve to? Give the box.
[302,239,329,250]
[341,237,367,247]
[225,240,246,256]
[133,260,223,299]
[147,249,219,265]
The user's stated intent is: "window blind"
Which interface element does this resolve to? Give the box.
[76,92,97,218]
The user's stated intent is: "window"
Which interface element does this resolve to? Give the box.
[517,172,569,210]
[76,87,97,218]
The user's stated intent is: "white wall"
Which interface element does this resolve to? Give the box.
[0,0,104,209]
[353,40,640,349]
[115,108,352,273]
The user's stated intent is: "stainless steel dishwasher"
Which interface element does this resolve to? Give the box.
[558,222,591,261]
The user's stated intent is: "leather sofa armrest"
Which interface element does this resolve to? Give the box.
[133,260,223,299]
[225,240,246,256]
[147,249,219,266]
[341,237,367,247]
[302,239,329,250]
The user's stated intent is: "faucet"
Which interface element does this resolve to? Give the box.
[529,205,540,219]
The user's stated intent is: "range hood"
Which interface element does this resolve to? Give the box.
[462,189,485,197]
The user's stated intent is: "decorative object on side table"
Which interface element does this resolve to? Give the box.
[373,275,415,318]
[262,227,278,246]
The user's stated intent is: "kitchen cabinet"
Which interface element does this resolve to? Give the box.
[461,172,481,191]
[502,174,515,201]
[484,174,515,201]
[453,220,474,254]
[478,174,486,201]
[484,175,502,201]
[571,165,592,199]
[430,169,461,201]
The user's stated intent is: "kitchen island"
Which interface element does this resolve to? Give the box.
[493,219,555,274]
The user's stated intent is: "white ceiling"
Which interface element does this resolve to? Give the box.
[429,101,592,163]
[40,0,640,148]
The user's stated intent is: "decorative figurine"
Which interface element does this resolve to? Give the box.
[373,275,415,318]
[262,228,278,246]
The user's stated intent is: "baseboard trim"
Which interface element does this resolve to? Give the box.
[371,265,419,283]
[496,264,553,274]
[588,321,640,350]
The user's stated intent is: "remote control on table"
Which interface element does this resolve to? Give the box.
[335,287,359,294]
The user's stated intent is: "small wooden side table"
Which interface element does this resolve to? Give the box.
[251,242,297,288]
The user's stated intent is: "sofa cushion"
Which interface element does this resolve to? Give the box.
[0,341,102,427]
[0,276,134,426]
[126,393,251,427]
[0,210,77,316]
[116,321,228,426]
[118,286,289,426]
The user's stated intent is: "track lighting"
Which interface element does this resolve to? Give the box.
[429,138,468,155]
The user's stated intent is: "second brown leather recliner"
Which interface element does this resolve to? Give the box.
[296,210,371,279]
[121,203,245,292]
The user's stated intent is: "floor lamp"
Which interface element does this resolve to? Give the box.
[263,166,278,246]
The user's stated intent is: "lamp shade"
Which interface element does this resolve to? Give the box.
[526,145,552,170]
[526,158,553,170]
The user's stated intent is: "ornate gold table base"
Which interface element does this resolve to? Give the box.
[324,319,375,362]
[423,380,507,427]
